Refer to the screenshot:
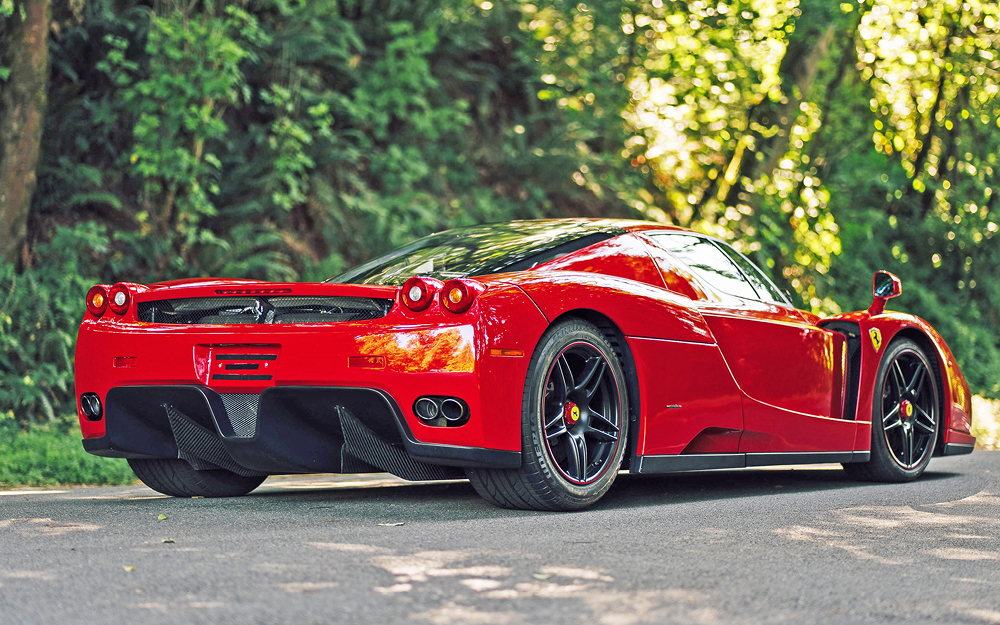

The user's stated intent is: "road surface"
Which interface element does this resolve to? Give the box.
[2,452,999,624]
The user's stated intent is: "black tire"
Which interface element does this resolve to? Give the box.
[467,319,629,511]
[128,458,266,498]
[843,338,940,482]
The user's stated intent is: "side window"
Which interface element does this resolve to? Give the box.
[648,234,759,301]
[716,243,789,305]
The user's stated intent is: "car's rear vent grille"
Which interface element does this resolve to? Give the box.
[137,296,393,325]
[219,393,259,438]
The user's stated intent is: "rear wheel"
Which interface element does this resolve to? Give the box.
[467,319,628,511]
[128,458,266,498]
[843,338,939,482]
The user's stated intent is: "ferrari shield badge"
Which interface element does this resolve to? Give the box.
[869,327,882,352]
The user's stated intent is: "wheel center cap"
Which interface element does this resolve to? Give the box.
[900,400,914,420]
[564,402,581,425]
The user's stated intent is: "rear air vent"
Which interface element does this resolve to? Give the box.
[219,393,259,438]
[137,296,392,325]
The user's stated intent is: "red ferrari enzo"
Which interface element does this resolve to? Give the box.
[75,219,975,510]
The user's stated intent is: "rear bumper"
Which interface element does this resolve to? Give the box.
[83,384,520,477]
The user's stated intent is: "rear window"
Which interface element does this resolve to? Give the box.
[331,222,623,286]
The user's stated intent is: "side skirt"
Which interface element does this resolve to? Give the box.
[632,451,871,474]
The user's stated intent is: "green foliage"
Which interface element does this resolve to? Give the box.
[0,224,109,427]
[0,0,995,490]
[0,420,135,487]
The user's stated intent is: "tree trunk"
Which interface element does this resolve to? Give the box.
[720,0,846,209]
[0,0,51,265]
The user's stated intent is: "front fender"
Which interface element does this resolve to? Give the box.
[822,311,974,450]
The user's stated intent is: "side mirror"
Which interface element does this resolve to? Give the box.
[868,270,901,314]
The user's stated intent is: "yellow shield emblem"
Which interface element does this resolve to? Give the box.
[869,327,882,352]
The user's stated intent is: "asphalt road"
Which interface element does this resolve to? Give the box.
[2,452,999,625]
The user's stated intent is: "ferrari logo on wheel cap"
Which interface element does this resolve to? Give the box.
[870,327,882,352]
[565,403,580,424]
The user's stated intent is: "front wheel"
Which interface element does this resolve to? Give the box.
[467,319,629,511]
[128,458,266,498]
[843,338,940,482]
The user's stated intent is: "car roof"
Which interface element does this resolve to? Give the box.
[496,218,694,236]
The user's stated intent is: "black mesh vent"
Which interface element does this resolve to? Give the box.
[220,393,259,438]
[137,296,392,325]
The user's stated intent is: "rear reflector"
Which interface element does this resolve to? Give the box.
[349,356,386,369]
[489,348,524,357]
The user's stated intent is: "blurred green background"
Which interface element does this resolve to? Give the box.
[1,0,997,485]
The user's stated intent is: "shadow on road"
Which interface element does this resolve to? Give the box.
[212,464,969,521]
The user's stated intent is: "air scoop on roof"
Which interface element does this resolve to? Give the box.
[137,296,393,325]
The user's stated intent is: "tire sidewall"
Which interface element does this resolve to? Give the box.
[869,338,940,479]
[522,320,629,507]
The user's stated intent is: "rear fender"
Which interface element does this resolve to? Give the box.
[509,272,715,344]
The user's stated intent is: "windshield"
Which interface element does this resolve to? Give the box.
[330,221,624,285]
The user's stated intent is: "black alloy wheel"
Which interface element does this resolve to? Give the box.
[466,319,629,511]
[880,347,937,469]
[844,337,940,482]
[541,343,622,485]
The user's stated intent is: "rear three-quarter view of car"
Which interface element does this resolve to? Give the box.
[74,219,976,510]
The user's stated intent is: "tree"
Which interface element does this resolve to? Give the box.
[0,0,51,265]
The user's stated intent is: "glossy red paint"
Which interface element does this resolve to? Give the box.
[75,219,974,478]
[868,270,902,314]
[822,309,974,450]
[628,337,743,455]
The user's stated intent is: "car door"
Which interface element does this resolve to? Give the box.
[644,233,854,454]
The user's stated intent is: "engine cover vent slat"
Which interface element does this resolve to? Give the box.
[137,296,392,325]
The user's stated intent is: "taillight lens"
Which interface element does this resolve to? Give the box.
[86,285,109,317]
[108,283,131,315]
[401,276,442,312]
[441,279,484,314]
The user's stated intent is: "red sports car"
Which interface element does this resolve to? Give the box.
[75,219,975,510]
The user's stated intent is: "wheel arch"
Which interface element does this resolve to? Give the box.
[885,326,949,454]
[548,309,642,470]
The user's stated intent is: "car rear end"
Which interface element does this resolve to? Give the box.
[75,278,547,480]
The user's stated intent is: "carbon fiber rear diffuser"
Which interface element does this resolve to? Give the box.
[337,407,453,481]
[163,403,266,477]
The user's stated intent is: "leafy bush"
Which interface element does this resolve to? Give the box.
[0,416,135,487]
[0,223,109,427]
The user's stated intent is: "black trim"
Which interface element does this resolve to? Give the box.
[224,364,260,370]
[746,451,864,466]
[634,453,745,473]
[940,443,975,456]
[84,384,521,472]
[632,451,869,473]
[212,374,272,381]
[216,354,277,361]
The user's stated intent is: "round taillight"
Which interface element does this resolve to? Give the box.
[401,276,442,312]
[86,285,109,317]
[441,279,484,314]
[108,283,131,315]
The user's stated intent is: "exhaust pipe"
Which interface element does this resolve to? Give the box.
[440,398,465,422]
[414,397,440,421]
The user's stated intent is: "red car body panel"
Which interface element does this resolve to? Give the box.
[74,219,975,479]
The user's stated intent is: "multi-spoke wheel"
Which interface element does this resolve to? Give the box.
[466,319,629,511]
[844,337,940,482]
